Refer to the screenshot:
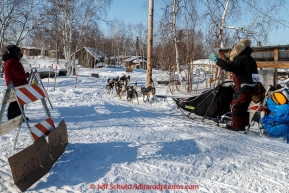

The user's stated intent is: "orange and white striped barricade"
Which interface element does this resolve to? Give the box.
[0,81,54,148]
[30,117,55,141]
[28,68,53,109]
[15,83,50,117]
[14,83,53,145]
[1,81,68,192]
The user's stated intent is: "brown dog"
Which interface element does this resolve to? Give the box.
[140,86,155,102]
[140,78,156,102]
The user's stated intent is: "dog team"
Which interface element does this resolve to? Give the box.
[106,75,156,104]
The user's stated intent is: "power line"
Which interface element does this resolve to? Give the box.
[243,0,289,29]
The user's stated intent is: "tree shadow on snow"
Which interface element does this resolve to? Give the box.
[31,142,138,190]
[51,102,163,124]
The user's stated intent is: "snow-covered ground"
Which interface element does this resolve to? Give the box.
[0,57,289,193]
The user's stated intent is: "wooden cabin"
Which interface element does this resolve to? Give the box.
[20,47,41,56]
[74,47,106,68]
[104,56,118,66]
[123,56,147,69]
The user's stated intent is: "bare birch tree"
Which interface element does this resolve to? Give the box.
[108,19,128,66]
[159,0,185,88]
[203,0,287,48]
[0,0,19,52]
[127,24,136,56]
[202,0,287,83]
[49,0,111,75]
[134,23,147,69]
[158,0,203,92]
[9,0,48,46]
[69,0,111,75]
[171,0,185,88]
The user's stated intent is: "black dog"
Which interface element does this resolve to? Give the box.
[106,79,114,94]
[116,80,128,99]
[127,82,139,104]
[120,75,130,85]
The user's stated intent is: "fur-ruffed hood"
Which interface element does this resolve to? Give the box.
[229,38,251,61]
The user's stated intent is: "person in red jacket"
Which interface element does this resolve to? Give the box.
[2,45,29,120]
[209,39,260,131]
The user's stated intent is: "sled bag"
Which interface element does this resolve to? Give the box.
[174,86,234,118]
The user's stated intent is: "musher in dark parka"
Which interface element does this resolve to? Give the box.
[209,38,260,131]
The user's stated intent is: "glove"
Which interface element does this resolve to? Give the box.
[209,53,218,62]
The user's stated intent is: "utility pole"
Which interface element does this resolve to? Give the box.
[146,0,153,86]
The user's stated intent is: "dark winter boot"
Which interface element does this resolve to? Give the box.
[7,101,22,120]
[225,124,246,131]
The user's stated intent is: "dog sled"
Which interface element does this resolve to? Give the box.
[173,81,234,123]
[173,80,289,143]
